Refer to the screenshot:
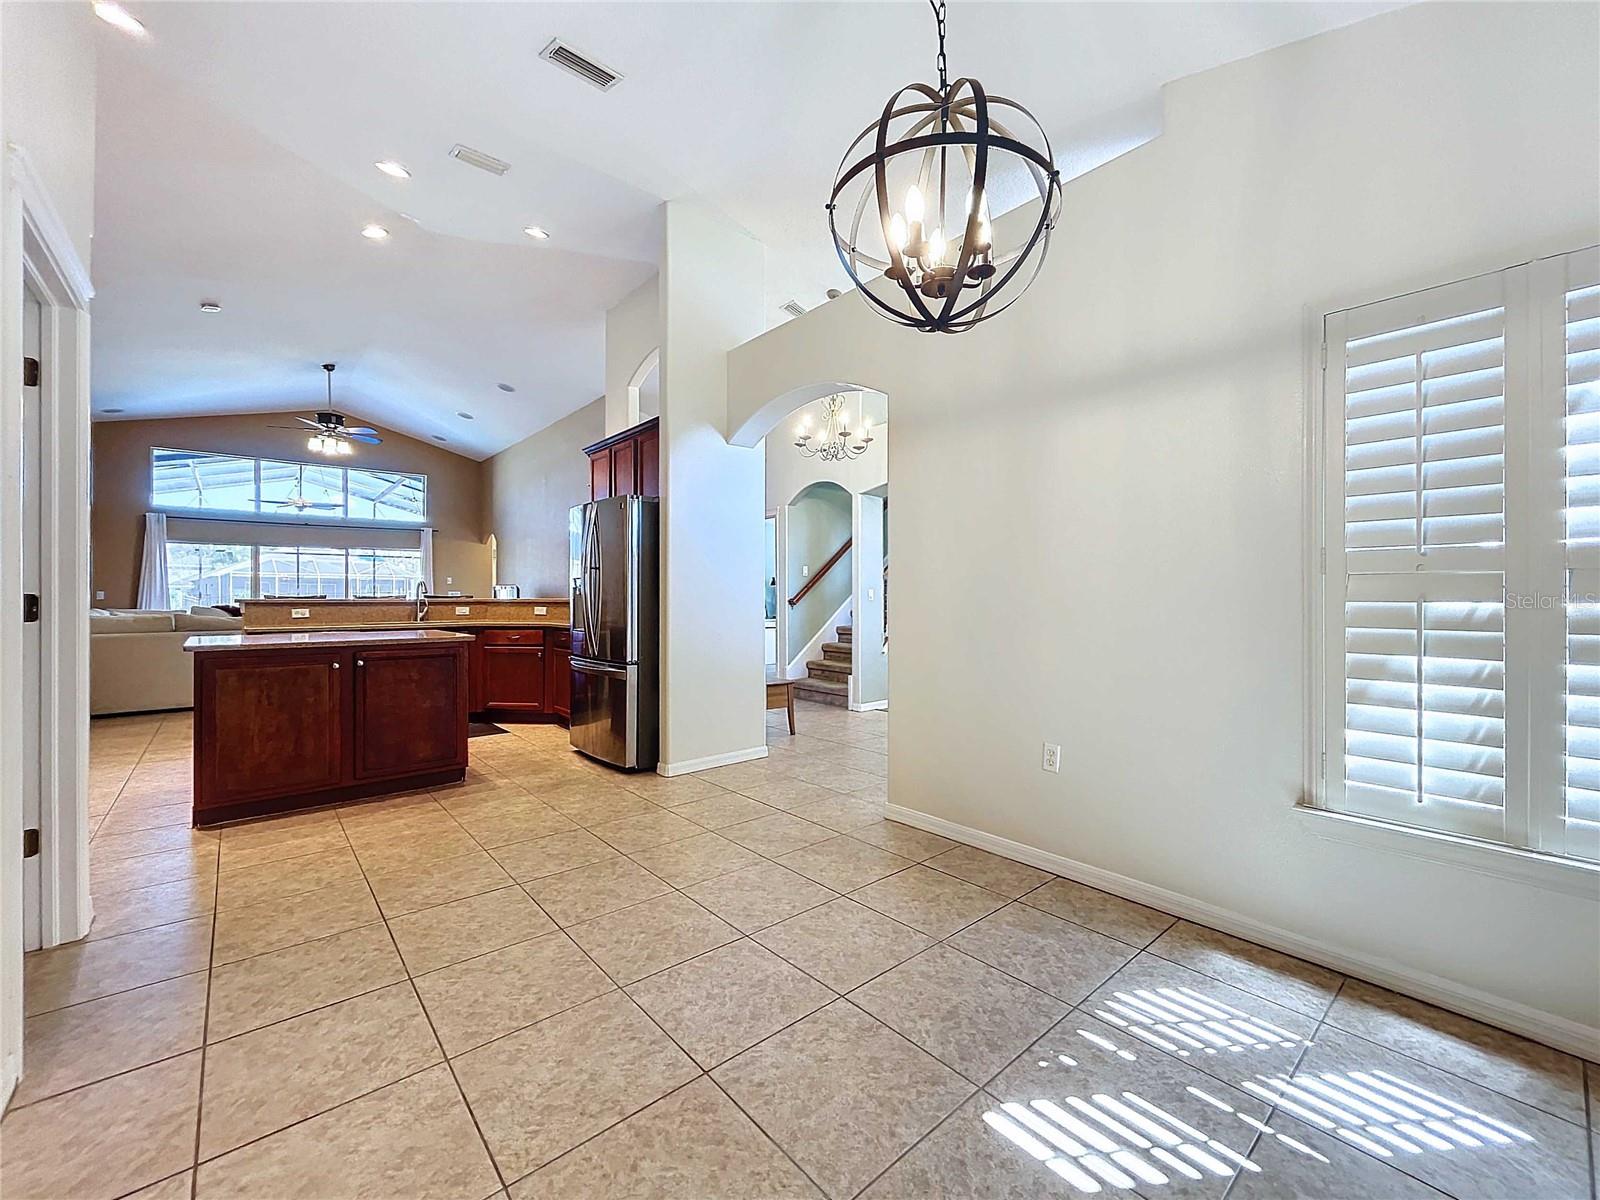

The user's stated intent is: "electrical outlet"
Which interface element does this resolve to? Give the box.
[533,605,548,615]
[291,608,310,619]
[801,565,810,578]
[94,590,105,601]
[445,576,454,585]
[454,605,471,615]
[1042,742,1061,773]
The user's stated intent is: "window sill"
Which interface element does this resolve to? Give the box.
[1294,805,1599,899]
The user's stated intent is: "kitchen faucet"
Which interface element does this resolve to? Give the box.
[414,578,429,622]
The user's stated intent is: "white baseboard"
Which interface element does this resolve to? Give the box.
[849,699,888,712]
[887,803,1600,1059]
[658,745,768,777]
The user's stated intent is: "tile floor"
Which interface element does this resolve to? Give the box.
[2,702,1595,1200]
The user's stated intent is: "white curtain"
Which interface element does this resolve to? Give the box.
[420,527,435,593]
[136,512,169,609]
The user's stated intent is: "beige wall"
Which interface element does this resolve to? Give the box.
[483,398,604,596]
[91,413,490,607]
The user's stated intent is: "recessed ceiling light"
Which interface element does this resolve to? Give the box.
[101,407,126,414]
[374,160,411,179]
[199,301,222,314]
[497,383,516,393]
[93,3,148,37]
[522,226,550,241]
[456,411,475,420]
[361,224,390,240]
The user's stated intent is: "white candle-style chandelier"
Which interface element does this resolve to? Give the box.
[794,394,874,462]
[827,0,1062,334]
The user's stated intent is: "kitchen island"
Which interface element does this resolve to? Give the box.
[183,628,472,826]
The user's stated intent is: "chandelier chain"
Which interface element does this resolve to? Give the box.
[929,0,948,92]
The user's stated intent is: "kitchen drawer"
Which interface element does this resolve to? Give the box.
[549,629,572,650]
[479,628,545,646]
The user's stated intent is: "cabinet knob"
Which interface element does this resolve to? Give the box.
[356,659,364,667]
[331,662,340,670]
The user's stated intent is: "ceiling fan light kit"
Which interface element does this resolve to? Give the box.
[827,0,1061,333]
[272,364,384,457]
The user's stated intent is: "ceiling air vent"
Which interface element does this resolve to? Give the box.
[447,144,511,177]
[540,39,623,91]
[780,300,809,319]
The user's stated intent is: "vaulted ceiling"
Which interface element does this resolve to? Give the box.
[90,1,1399,457]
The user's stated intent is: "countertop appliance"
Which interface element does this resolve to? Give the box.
[491,584,521,599]
[568,495,658,769]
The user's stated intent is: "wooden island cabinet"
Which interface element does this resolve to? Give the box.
[185,628,471,825]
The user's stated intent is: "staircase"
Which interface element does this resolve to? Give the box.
[795,624,852,707]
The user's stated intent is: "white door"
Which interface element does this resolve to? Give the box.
[21,284,44,950]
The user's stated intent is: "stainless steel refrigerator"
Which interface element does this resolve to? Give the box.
[568,496,659,770]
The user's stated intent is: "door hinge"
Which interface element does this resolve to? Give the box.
[22,357,40,388]
[22,828,40,859]
[1319,341,1328,369]
[22,593,40,623]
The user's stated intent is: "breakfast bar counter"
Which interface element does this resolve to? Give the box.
[183,628,473,826]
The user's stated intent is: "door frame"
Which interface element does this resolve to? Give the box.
[1,145,94,1104]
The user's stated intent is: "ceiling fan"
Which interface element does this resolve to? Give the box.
[270,364,382,456]
[272,494,342,513]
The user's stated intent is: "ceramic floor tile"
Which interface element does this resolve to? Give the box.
[92,803,196,839]
[523,855,673,927]
[23,916,212,1016]
[777,835,912,892]
[669,792,779,830]
[731,777,847,811]
[1020,876,1177,947]
[214,847,363,911]
[194,1064,500,1200]
[206,923,405,1042]
[90,825,218,864]
[628,831,765,887]
[198,982,442,1159]
[86,873,217,941]
[1227,1110,1453,1199]
[946,901,1136,1005]
[589,808,704,853]
[1149,920,1343,1019]
[489,828,619,880]
[388,885,556,975]
[620,773,730,807]
[124,1172,198,1200]
[849,944,1068,1084]
[412,929,614,1054]
[453,991,699,1180]
[1078,951,1320,1086]
[350,827,484,873]
[14,973,208,1107]
[364,849,513,917]
[211,880,381,965]
[91,845,217,898]
[683,861,838,933]
[543,788,661,826]
[711,1000,974,1200]
[988,1010,1272,1200]
[216,825,350,872]
[789,795,886,834]
[567,892,741,985]
[924,845,1054,899]
[1324,978,1587,1124]
[448,799,578,848]
[509,1076,821,1199]
[720,812,835,857]
[0,1051,202,1200]
[754,898,932,992]
[626,939,835,1067]
[783,762,879,793]
[1282,1025,1592,1200]
[850,864,1006,938]
[696,761,792,793]
[847,820,958,862]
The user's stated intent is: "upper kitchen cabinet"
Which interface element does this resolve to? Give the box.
[584,417,659,501]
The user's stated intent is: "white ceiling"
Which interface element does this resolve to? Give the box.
[90,1,1399,458]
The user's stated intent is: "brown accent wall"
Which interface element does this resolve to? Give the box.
[91,412,491,607]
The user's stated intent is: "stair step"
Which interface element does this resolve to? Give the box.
[835,625,853,642]
[806,659,851,682]
[821,641,851,660]
[794,676,849,707]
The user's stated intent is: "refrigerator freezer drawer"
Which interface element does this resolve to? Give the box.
[569,657,657,771]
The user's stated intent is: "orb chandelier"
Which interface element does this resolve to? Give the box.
[828,0,1061,334]
[794,394,874,462]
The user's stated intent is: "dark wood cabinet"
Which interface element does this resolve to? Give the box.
[190,637,469,825]
[585,417,658,501]
[477,628,546,713]
[195,651,345,810]
[548,630,572,719]
[353,645,469,780]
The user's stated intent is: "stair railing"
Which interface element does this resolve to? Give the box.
[788,538,852,608]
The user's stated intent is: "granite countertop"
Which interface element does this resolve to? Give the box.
[183,628,477,652]
[244,619,569,633]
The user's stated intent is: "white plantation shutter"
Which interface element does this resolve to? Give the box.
[1562,273,1600,856]
[1320,248,1600,861]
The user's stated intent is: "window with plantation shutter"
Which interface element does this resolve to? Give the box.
[1316,246,1600,863]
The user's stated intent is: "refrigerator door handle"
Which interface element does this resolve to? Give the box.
[571,656,627,678]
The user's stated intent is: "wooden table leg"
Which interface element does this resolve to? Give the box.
[786,685,796,735]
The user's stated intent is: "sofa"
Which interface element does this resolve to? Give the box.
[90,607,243,716]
